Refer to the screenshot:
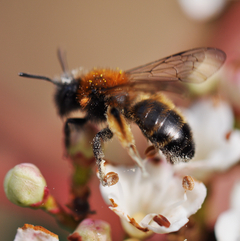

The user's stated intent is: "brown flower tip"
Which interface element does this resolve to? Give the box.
[182,175,195,191]
[109,198,118,207]
[127,215,149,232]
[104,172,119,186]
[225,131,232,141]
[21,224,58,239]
[153,214,171,228]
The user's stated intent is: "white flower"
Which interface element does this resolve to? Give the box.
[14,224,58,241]
[174,99,240,180]
[99,159,206,239]
[215,181,240,241]
[178,0,227,22]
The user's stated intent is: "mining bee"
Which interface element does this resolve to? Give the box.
[19,47,226,186]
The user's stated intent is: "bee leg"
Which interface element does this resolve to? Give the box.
[107,107,148,177]
[92,127,114,186]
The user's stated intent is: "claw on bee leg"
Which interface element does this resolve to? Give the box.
[96,159,108,186]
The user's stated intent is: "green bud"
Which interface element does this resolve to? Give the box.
[4,163,46,206]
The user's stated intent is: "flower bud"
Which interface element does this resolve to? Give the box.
[68,219,111,241]
[4,163,47,206]
[14,224,58,241]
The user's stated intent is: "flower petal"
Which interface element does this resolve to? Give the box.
[215,210,240,241]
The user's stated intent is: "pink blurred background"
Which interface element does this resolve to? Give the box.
[1,1,240,240]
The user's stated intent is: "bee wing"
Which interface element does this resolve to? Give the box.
[125,47,226,83]
[103,79,186,95]
[101,47,226,105]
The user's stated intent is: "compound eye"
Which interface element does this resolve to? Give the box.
[55,82,80,116]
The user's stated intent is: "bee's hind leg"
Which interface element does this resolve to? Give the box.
[107,107,148,177]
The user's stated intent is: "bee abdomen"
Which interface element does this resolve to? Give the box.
[133,99,195,163]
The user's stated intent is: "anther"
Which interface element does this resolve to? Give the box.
[153,214,171,228]
[182,175,195,191]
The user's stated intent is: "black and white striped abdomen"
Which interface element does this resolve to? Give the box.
[132,99,195,164]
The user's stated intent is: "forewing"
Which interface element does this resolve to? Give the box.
[101,47,226,106]
[103,79,186,95]
[126,47,226,83]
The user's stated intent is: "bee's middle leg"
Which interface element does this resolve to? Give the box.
[107,107,148,176]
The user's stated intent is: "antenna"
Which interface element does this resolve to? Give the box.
[19,49,71,85]
[57,48,69,73]
[18,72,60,85]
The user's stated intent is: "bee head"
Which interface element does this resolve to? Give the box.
[54,77,81,116]
[18,72,81,117]
[18,49,82,117]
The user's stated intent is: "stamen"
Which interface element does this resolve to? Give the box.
[182,176,195,191]
[153,214,171,228]
[109,198,118,207]
[127,215,149,232]
[104,172,119,186]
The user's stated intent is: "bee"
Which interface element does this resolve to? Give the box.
[19,47,226,186]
